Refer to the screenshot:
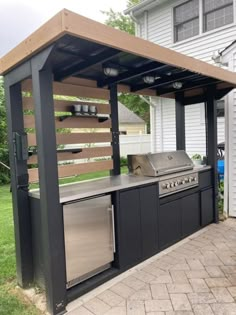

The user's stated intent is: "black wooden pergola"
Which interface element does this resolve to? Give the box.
[1,9,236,315]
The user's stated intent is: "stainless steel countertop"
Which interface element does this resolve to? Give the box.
[28,165,211,204]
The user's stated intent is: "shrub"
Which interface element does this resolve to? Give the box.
[0,78,10,184]
[120,156,128,167]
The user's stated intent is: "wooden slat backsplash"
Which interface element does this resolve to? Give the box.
[27,146,113,164]
[24,115,111,129]
[23,97,111,114]
[22,79,110,100]
[27,132,112,146]
[28,160,113,182]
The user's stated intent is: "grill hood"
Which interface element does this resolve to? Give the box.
[128,151,194,177]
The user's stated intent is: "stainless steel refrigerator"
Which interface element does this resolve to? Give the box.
[63,194,115,288]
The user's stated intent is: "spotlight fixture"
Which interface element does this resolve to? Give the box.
[173,81,183,89]
[103,67,119,77]
[143,75,156,84]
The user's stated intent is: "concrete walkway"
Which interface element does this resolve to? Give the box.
[67,219,236,315]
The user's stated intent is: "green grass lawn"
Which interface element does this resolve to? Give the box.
[0,185,40,315]
[0,167,127,314]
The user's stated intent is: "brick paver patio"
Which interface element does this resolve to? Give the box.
[67,219,236,315]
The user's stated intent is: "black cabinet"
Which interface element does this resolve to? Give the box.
[117,184,158,269]
[140,185,158,259]
[201,188,214,226]
[182,193,200,237]
[159,192,200,249]
[117,177,213,270]
[118,188,142,269]
[158,199,181,250]
[199,170,212,189]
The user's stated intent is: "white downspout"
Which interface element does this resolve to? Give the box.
[224,93,229,217]
[144,10,148,40]
[130,11,141,37]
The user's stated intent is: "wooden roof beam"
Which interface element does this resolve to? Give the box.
[157,78,220,96]
[215,87,234,99]
[183,87,234,105]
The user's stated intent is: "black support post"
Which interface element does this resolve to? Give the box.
[31,47,67,315]
[205,86,218,223]
[4,79,33,288]
[175,91,185,150]
[110,84,120,175]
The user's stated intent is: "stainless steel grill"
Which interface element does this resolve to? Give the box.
[128,150,199,197]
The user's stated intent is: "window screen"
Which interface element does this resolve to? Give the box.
[203,0,233,32]
[174,0,199,42]
[217,100,225,117]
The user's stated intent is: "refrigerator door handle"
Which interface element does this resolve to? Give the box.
[108,205,116,253]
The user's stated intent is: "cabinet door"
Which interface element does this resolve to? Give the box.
[158,199,181,250]
[182,193,200,237]
[140,185,158,258]
[201,188,214,226]
[118,189,142,269]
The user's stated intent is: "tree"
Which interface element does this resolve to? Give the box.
[0,78,10,184]
[102,0,140,35]
[102,1,150,131]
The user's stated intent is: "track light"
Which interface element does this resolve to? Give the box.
[103,67,119,77]
[173,81,183,89]
[143,75,155,84]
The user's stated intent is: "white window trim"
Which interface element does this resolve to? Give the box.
[200,103,205,125]
[171,0,235,45]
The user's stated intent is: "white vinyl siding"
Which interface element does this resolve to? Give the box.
[223,50,236,216]
[151,100,224,157]
[148,6,173,46]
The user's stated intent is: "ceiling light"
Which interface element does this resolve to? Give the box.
[103,67,119,77]
[173,81,183,89]
[143,75,155,84]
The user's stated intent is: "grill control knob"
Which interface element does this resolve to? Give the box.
[166,183,170,189]
[184,177,189,182]
[194,177,197,181]
[162,183,167,189]
[174,182,178,187]
[189,176,193,183]
[182,180,185,184]
[170,182,174,188]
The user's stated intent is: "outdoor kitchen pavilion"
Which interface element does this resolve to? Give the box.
[1,9,236,315]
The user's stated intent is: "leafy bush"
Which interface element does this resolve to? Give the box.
[218,180,224,214]
[120,156,128,167]
[191,154,202,160]
[0,78,10,185]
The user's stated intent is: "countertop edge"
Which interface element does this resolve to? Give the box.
[29,165,212,203]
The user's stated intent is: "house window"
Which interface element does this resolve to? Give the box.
[203,0,233,32]
[174,0,199,42]
[217,100,225,117]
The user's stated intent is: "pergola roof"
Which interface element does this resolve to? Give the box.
[1,9,236,100]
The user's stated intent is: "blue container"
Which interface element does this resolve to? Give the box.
[218,160,224,180]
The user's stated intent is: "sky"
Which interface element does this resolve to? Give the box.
[0,0,128,57]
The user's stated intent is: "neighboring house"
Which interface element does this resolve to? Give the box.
[118,102,147,135]
[126,0,236,216]
[118,102,151,155]
[72,101,147,135]
[69,102,150,157]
